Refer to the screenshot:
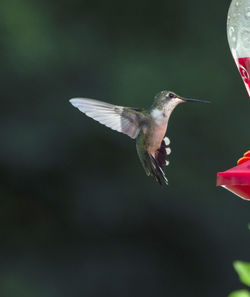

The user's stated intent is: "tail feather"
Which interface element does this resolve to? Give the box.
[148,153,168,185]
[136,135,169,185]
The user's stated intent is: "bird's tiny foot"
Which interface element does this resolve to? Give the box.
[165,160,170,166]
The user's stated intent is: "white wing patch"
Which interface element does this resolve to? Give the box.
[163,137,170,146]
[69,98,141,139]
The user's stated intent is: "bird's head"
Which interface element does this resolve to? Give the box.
[152,90,210,111]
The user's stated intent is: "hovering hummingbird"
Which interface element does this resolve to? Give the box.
[70,90,209,185]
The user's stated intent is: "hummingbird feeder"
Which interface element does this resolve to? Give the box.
[216,0,250,200]
[227,0,250,96]
[217,152,250,200]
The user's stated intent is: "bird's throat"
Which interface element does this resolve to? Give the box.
[150,108,167,126]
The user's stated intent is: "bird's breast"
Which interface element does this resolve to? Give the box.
[142,108,168,156]
[146,123,168,156]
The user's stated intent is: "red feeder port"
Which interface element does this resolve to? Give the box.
[217,151,250,200]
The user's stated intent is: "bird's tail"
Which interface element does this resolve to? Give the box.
[136,136,170,185]
[148,153,168,185]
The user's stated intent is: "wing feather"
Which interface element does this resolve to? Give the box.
[69,98,145,139]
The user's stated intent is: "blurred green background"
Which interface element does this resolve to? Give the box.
[1,0,250,296]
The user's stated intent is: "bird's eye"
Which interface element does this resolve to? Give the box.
[168,92,175,98]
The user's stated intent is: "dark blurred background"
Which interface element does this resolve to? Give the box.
[1,0,250,296]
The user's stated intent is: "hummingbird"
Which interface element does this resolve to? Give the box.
[69,90,209,185]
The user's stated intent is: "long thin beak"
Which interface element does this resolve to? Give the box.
[179,96,210,104]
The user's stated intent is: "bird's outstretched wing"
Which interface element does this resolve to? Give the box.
[70,98,146,139]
